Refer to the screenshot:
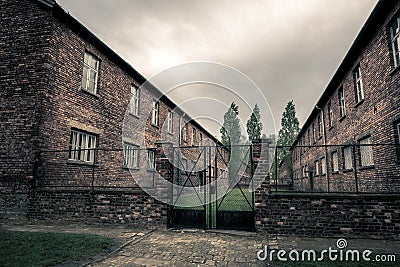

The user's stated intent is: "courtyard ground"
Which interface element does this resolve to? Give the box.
[0,218,399,266]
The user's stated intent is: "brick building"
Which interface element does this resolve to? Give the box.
[1,0,229,222]
[291,0,400,193]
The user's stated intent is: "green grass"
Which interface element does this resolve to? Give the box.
[0,229,114,267]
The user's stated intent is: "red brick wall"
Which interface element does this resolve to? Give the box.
[292,1,400,193]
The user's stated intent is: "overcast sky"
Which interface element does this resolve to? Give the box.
[58,0,378,139]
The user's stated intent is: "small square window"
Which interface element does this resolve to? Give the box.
[69,129,97,163]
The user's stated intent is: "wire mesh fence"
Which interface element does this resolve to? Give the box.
[272,143,400,194]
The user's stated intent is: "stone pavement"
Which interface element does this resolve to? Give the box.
[1,219,399,266]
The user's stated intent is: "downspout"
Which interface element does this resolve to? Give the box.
[315,105,329,192]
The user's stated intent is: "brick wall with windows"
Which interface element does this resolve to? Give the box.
[1,0,228,217]
[292,0,400,192]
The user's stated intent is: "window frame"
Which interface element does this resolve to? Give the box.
[353,66,364,104]
[314,160,320,176]
[338,87,346,118]
[359,136,374,168]
[182,123,188,142]
[69,129,97,163]
[396,122,400,161]
[342,146,353,171]
[191,127,196,146]
[328,101,333,128]
[390,16,400,68]
[167,111,173,133]
[147,149,156,170]
[123,143,140,169]
[331,151,339,173]
[81,52,100,95]
[130,86,140,116]
[320,157,326,175]
[151,100,159,126]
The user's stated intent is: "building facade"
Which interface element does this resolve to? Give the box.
[1,0,227,196]
[291,0,400,193]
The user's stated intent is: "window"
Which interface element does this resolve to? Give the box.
[151,100,159,126]
[328,101,333,128]
[338,87,346,118]
[191,128,196,146]
[396,122,400,160]
[390,16,400,68]
[343,146,353,170]
[123,143,139,168]
[180,157,188,172]
[318,115,323,138]
[308,129,311,146]
[332,151,339,173]
[69,130,97,163]
[182,123,188,142]
[301,166,305,178]
[314,160,319,176]
[353,66,364,103]
[167,111,173,133]
[147,149,156,170]
[359,136,374,167]
[312,123,316,143]
[321,157,326,175]
[199,133,203,146]
[81,52,99,95]
[130,87,140,116]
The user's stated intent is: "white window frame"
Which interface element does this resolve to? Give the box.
[338,88,346,118]
[182,123,188,142]
[191,128,196,146]
[69,130,97,163]
[167,111,173,133]
[318,116,323,138]
[353,66,364,103]
[130,86,140,116]
[147,149,156,170]
[321,157,326,175]
[151,100,159,126]
[332,151,339,173]
[81,52,99,95]
[123,143,139,169]
[390,16,400,68]
[199,133,203,146]
[328,101,333,128]
[312,123,316,143]
[343,146,353,170]
[314,160,319,176]
[359,136,374,167]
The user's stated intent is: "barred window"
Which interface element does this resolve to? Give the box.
[147,149,156,170]
[69,130,97,163]
[130,87,140,116]
[332,151,339,173]
[353,66,364,103]
[81,52,99,95]
[390,16,400,68]
[343,146,353,170]
[123,143,139,168]
[359,136,374,167]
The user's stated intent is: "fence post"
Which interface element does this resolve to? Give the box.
[352,144,359,194]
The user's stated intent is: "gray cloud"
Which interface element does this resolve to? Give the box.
[58,0,378,137]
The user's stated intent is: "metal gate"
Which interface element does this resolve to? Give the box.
[170,144,255,231]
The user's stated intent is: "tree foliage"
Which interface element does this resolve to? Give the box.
[246,104,263,141]
[220,102,241,149]
[271,100,300,179]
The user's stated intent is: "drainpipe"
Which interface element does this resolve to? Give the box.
[315,105,329,192]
